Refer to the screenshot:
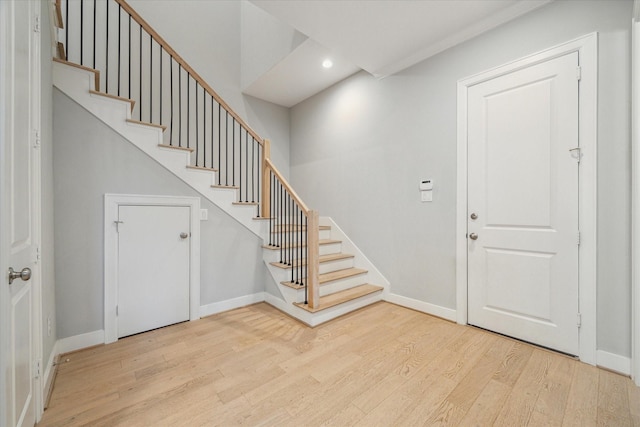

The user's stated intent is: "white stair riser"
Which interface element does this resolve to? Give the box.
[320,274,370,296]
[320,242,342,255]
[270,228,331,242]
[319,258,354,274]
[304,291,383,327]
[183,168,217,187]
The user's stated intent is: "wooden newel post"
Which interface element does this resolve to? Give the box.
[261,139,271,218]
[307,210,320,309]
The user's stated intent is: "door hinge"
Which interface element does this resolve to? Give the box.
[576,66,582,81]
[34,360,41,379]
[34,15,41,33]
[569,147,581,163]
[35,246,41,264]
[114,220,123,232]
[577,231,581,246]
[577,313,582,328]
[116,305,118,316]
[33,130,41,148]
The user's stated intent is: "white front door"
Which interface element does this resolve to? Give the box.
[467,52,580,355]
[1,0,41,425]
[117,205,191,338]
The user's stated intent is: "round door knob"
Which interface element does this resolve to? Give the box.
[470,213,478,220]
[8,267,31,285]
[180,232,189,239]
[469,233,478,240]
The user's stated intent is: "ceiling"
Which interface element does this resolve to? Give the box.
[245,0,552,107]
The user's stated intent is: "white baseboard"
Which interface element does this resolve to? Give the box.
[597,350,631,376]
[42,341,59,405]
[385,293,457,322]
[199,293,265,317]
[57,329,105,354]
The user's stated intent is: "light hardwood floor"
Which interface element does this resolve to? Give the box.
[39,302,639,426]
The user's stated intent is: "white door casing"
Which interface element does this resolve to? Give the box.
[1,0,43,425]
[457,33,597,364]
[104,194,201,344]
[467,52,579,355]
[117,204,190,338]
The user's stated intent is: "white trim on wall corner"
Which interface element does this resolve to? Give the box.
[385,294,457,322]
[199,293,266,318]
[632,20,640,387]
[597,350,632,377]
[42,341,59,406]
[456,33,598,365]
[57,330,105,354]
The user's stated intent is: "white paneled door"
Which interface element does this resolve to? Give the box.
[467,52,580,355]
[1,0,41,425]
[117,205,191,338]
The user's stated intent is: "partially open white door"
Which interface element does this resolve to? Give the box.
[1,0,41,425]
[467,52,580,355]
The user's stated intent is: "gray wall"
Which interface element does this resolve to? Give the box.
[53,90,267,339]
[41,0,57,367]
[127,0,291,178]
[290,0,633,357]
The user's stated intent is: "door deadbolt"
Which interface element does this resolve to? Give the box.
[8,267,31,285]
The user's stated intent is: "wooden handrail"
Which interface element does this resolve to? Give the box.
[265,158,309,215]
[115,0,264,145]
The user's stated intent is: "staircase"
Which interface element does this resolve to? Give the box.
[52,0,388,326]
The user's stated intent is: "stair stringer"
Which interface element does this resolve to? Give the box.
[52,60,266,239]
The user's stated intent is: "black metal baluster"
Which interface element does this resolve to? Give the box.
[160,47,163,126]
[128,15,131,100]
[187,73,190,149]
[65,0,68,60]
[139,24,142,121]
[210,96,214,171]
[232,119,236,186]
[92,0,96,70]
[195,82,199,166]
[225,111,229,185]
[80,0,83,65]
[170,58,174,145]
[178,64,182,147]
[149,34,152,123]
[105,0,108,93]
[117,4,121,96]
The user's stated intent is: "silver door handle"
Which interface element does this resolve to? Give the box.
[180,232,189,239]
[469,233,478,240]
[8,267,31,285]
[470,213,478,220]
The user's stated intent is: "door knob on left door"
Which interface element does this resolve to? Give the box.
[469,233,478,240]
[180,232,189,239]
[8,267,31,285]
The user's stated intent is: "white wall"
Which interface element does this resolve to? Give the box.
[53,90,268,339]
[290,0,633,357]
[126,0,291,178]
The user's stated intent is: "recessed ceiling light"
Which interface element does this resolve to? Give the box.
[322,59,333,69]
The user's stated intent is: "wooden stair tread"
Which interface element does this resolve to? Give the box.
[262,239,341,250]
[294,284,383,313]
[128,119,167,131]
[187,165,217,172]
[89,90,135,111]
[270,253,354,269]
[271,225,330,233]
[212,184,239,190]
[158,144,194,152]
[320,267,367,284]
